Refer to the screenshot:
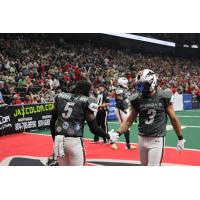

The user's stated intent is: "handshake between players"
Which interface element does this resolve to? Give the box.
[49,69,186,166]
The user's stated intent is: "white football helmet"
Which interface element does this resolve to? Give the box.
[117,77,128,89]
[135,69,157,94]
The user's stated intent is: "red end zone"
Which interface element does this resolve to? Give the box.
[0,133,200,166]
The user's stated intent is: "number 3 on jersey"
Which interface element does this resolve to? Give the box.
[145,109,156,124]
[62,102,75,119]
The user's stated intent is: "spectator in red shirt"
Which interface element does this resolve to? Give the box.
[12,94,22,105]
[39,63,45,77]
[196,87,200,103]
[63,64,72,72]
[38,79,45,87]
[186,86,193,94]
[23,95,34,104]
[64,72,71,83]
[74,66,82,81]
[171,85,177,94]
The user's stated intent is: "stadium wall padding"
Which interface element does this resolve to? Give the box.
[0,95,199,135]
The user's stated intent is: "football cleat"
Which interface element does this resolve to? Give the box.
[125,144,137,150]
[46,155,59,166]
[111,143,118,150]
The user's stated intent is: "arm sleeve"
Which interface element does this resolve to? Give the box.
[163,91,173,107]
[115,98,127,113]
[50,108,57,141]
[85,108,110,139]
[50,96,58,141]
[87,119,110,139]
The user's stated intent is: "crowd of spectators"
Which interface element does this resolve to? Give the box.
[0,35,200,106]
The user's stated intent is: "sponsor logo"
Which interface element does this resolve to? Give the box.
[75,123,81,131]
[13,103,54,117]
[67,128,75,136]
[62,122,69,129]
[0,115,10,125]
[56,126,62,133]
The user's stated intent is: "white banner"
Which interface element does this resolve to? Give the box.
[172,94,183,111]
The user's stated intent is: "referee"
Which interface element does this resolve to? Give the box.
[92,84,110,143]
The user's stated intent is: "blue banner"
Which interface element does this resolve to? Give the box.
[0,92,3,103]
[183,94,192,110]
[108,98,117,120]
[192,94,200,109]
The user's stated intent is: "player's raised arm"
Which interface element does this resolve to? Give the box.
[117,106,138,135]
[166,104,186,152]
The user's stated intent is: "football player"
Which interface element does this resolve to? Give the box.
[112,69,185,166]
[112,77,136,150]
[49,80,118,166]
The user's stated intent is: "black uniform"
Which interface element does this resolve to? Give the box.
[52,92,97,138]
[129,90,173,165]
[130,90,173,137]
[94,92,109,142]
[50,92,110,166]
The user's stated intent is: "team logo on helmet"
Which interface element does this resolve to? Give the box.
[135,69,157,94]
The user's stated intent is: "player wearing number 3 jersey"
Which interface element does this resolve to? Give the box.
[114,69,186,166]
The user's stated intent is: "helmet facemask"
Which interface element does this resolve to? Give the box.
[136,81,152,95]
[135,69,157,95]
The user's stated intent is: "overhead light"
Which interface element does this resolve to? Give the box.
[102,33,176,47]
[183,44,189,48]
[191,45,198,48]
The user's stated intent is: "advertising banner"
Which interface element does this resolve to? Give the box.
[108,98,117,120]
[172,94,184,111]
[0,103,54,136]
[183,94,193,110]
[192,94,200,109]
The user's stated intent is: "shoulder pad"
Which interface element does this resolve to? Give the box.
[78,95,89,102]
[57,92,72,100]
[88,97,99,112]
[159,90,173,99]
[129,93,139,102]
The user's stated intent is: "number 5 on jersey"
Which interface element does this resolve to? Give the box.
[62,102,75,119]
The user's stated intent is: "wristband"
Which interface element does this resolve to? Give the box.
[178,135,183,140]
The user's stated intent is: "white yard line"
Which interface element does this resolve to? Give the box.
[177,116,200,118]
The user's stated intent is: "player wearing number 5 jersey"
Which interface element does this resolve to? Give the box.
[49,81,119,166]
[114,69,186,166]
